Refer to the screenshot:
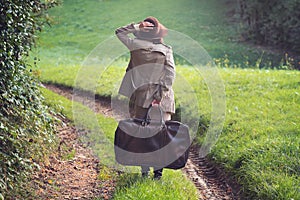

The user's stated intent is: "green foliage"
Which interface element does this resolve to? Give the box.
[237,0,300,68]
[0,0,59,198]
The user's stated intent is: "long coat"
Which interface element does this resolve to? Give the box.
[116,23,175,114]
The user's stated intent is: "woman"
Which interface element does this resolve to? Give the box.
[115,16,175,179]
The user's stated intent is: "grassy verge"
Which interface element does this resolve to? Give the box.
[41,88,198,199]
[213,69,300,199]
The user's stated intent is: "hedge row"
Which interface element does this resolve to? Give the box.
[0,0,58,198]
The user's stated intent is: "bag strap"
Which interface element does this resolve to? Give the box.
[132,105,165,127]
[145,104,165,124]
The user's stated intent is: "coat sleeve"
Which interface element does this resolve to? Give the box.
[115,23,140,50]
[164,47,175,90]
[153,47,176,101]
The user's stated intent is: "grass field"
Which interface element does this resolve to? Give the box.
[31,0,282,69]
[33,0,300,199]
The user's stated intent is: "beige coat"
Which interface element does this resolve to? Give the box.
[116,23,175,114]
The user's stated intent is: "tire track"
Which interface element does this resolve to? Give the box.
[44,83,241,200]
[183,147,240,200]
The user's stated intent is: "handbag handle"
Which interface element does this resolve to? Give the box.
[145,104,165,125]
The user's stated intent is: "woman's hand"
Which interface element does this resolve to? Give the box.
[152,99,161,105]
[139,21,154,32]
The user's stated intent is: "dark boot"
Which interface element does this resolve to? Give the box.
[141,166,150,178]
[153,168,163,180]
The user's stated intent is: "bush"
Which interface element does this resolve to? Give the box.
[236,0,300,69]
[0,0,59,198]
[238,0,300,50]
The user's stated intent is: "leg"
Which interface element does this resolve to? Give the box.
[133,106,168,179]
[163,112,171,121]
[151,111,168,180]
[134,106,150,178]
[153,167,163,180]
[141,166,150,177]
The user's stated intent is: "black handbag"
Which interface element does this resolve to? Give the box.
[114,106,190,169]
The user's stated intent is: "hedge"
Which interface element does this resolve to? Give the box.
[0,0,59,198]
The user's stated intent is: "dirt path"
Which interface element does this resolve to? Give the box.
[41,84,240,200]
[31,109,116,199]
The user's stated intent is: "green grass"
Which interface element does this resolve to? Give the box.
[31,0,282,69]
[112,171,197,200]
[41,88,198,199]
[212,69,300,199]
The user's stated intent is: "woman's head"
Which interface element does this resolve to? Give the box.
[135,16,168,43]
